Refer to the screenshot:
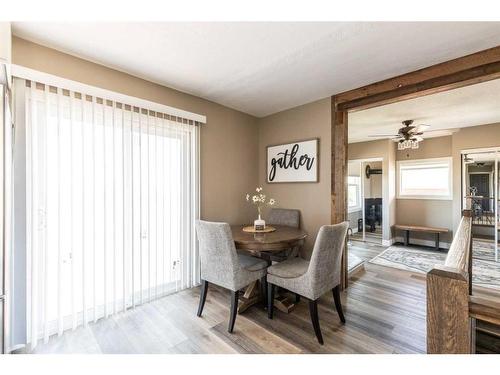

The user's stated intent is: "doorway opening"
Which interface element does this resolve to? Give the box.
[348,158,383,245]
[346,157,385,273]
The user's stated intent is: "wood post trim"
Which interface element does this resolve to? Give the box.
[331,97,348,289]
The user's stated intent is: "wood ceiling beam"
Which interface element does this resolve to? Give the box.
[335,45,500,112]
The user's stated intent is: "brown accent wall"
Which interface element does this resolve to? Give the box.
[12,37,259,225]
[257,98,331,258]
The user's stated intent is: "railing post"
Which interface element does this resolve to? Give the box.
[427,265,472,353]
[462,209,473,295]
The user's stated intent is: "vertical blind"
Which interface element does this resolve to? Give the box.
[19,79,200,350]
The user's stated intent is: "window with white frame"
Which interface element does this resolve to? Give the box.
[348,176,362,212]
[397,157,452,200]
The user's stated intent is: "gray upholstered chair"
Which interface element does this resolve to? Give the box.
[267,208,302,301]
[195,220,268,333]
[267,208,301,261]
[266,222,349,344]
[268,208,300,229]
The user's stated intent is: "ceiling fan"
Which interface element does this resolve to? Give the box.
[369,120,430,150]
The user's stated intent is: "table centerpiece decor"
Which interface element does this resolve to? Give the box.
[246,187,276,231]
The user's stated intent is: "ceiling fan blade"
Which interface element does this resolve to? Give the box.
[413,124,430,132]
[368,134,400,137]
[411,136,424,142]
[399,126,415,134]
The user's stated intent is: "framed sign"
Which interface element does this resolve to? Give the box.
[267,138,319,183]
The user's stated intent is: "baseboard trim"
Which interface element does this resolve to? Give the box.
[381,239,394,247]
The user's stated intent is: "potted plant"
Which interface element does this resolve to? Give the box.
[246,187,276,230]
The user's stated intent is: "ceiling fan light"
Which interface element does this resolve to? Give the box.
[411,140,419,149]
[398,141,404,150]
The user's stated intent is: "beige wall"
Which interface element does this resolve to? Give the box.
[12,37,259,225]
[396,136,453,243]
[348,139,396,243]
[257,98,331,258]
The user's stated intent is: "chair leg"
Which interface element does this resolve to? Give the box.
[267,283,275,319]
[308,299,324,345]
[197,280,209,317]
[228,290,239,333]
[260,276,267,307]
[332,285,346,323]
[295,293,301,303]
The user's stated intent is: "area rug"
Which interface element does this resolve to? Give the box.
[369,240,500,290]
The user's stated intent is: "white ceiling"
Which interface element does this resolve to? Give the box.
[349,78,500,143]
[12,22,500,117]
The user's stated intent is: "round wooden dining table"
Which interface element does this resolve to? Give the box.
[231,224,307,254]
[230,224,308,314]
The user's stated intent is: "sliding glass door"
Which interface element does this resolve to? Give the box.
[13,78,200,350]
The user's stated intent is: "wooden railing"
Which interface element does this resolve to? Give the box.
[427,210,473,353]
[427,205,500,354]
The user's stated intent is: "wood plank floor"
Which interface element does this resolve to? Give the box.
[349,240,386,262]
[30,246,427,354]
[351,225,383,245]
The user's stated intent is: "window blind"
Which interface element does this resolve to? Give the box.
[16,78,200,350]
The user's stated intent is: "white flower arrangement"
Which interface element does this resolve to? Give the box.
[246,187,276,217]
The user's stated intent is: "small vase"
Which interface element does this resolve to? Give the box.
[254,214,266,231]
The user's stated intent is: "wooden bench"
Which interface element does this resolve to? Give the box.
[394,224,449,251]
